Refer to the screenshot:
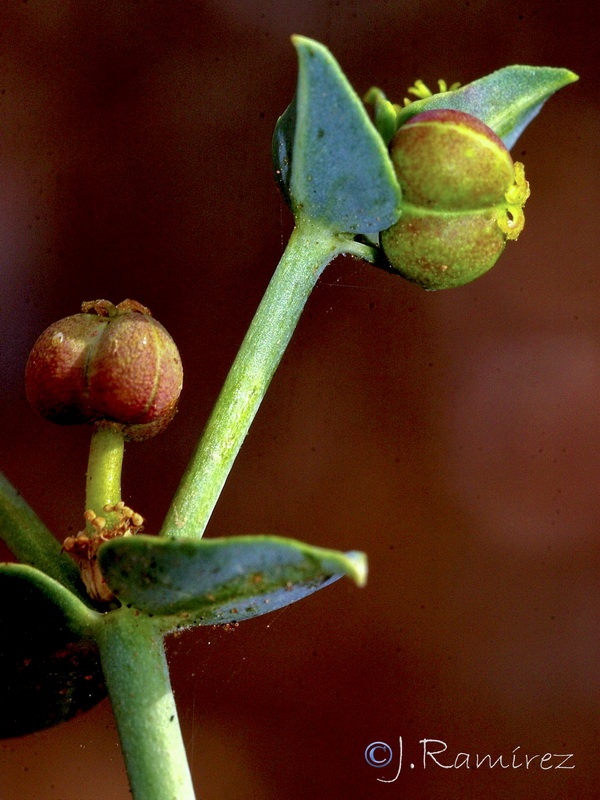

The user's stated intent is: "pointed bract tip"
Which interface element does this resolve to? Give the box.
[345,551,368,587]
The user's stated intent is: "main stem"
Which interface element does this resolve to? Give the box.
[96,610,196,800]
[160,219,344,539]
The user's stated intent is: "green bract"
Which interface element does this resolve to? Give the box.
[367,65,579,151]
[381,109,530,290]
[273,36,401,235]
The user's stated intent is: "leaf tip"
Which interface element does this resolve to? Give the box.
[290,35,338,71]
[344,550,368,587]
[290,34,321,53]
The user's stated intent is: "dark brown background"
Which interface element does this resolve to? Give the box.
[0,1,598,798]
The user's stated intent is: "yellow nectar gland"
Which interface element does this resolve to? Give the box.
[497,162,530,240]
[63,503,145,603]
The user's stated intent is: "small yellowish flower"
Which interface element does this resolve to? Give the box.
[403,79,461,106]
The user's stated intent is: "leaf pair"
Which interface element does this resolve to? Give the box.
[0,535,366,736]
[273,36,577,234]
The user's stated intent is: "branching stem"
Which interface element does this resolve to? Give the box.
[160,219,348,539]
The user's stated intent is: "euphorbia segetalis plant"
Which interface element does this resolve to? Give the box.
[0,36,577,800]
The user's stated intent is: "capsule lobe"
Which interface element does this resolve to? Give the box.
[381,109,527,290]
[25,301,183,440]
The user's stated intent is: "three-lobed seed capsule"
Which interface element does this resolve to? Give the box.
[25,299,183,440]
[381,109,529,290]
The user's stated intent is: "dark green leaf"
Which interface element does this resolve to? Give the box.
[0,471,89,602]
[395,65,578,150]
[272,36,401,234]
[0,564,105,737]
[99,534,367,631]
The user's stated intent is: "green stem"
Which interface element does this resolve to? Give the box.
[96,610,196,800]
[0,470,85,599]
[86,425,125,519]
[161,219,346,539]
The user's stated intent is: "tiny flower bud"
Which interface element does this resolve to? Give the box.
[25,300,183,440]
[381,109,529,290]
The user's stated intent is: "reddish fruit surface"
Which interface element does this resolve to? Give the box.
[381,109,527,290]
[388,109,514,210]
[25,301,183,439]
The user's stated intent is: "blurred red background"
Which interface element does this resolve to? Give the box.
[0,1,598,798]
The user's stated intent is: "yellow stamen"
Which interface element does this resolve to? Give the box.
[403,78,461,106]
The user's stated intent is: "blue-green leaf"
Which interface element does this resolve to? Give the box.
[99,534,367,631]
[272,93,297,210]
[0,564,105,737]
[0,470,89,602]
[273,36,401,234]
[395,65,578,150]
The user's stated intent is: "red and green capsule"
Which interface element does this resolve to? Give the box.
[25,299,183,440]
[381,109,530,290]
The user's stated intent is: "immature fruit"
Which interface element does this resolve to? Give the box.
[380,109,529,290]
[25,300,183,440]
